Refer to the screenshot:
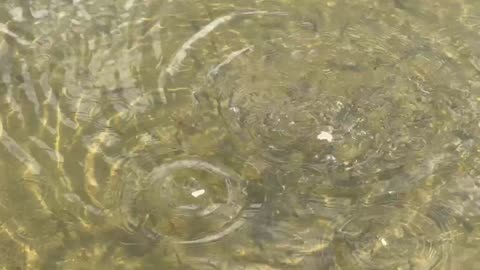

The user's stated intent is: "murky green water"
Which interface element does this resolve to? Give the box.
[1,0,480,269]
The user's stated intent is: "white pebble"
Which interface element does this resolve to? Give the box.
[191,189,206,198]
[380,237,388,246]
[317,131,333,142]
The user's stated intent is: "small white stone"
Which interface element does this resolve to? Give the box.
[191,189,205,198]
[317,131,333,142]
[380,237,388,246]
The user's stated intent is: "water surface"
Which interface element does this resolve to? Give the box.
[1,0,480,269]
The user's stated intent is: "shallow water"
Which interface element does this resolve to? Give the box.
[1,0,480,269]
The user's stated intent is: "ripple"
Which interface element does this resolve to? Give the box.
[1,0,480,268]
[0,123,41,175]
[119,159,255,244]
[335,200,453,270]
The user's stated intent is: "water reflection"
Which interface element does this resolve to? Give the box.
[1,0,480,269]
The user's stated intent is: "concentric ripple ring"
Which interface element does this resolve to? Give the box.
[335,202,452,270]
[121,159,251,245]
